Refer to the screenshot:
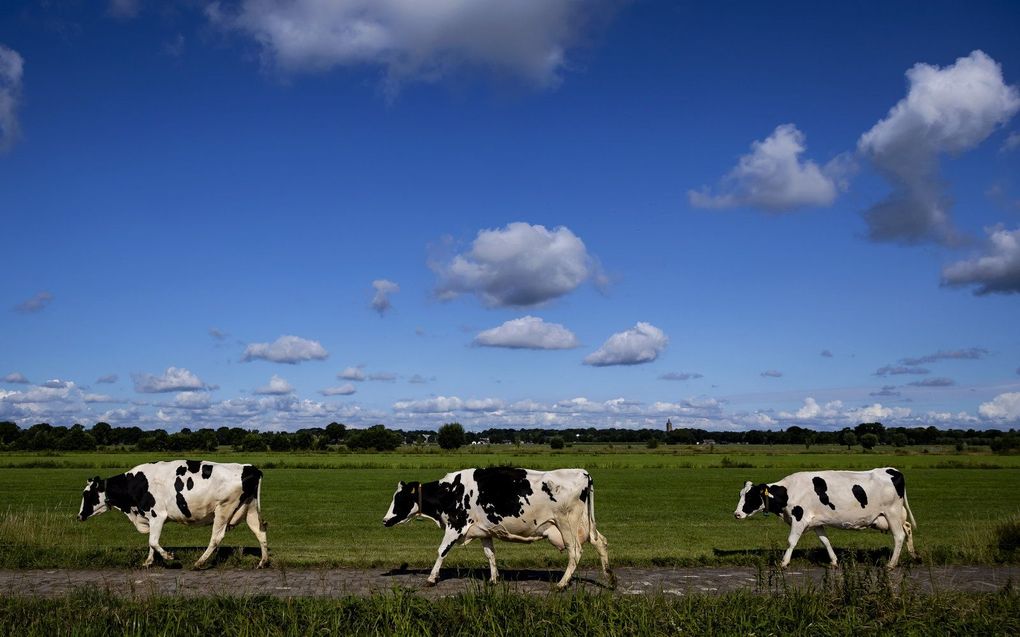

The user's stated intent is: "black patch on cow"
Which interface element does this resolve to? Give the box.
[742,485,764,514]
[79,479,104,520]
[241,465,262,504]
[764,485,789,514]
[579,473,593,503]
[474,467,533,525]
[104,472,157,517]
[886,468,905,498]
[172,475,192,517]
[175,465,187,476]
[542,482,557,502]
[812,477,836,510]
[386,481,419,526]
[437,475,469,532]
[201,464,213,479]
[852,484,868,508]
[186,477,194,491]
[150,510,157,518]
[792,505,804,521]
[186,459,202,473]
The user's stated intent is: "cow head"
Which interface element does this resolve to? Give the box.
[734,480,788,519]
[78,476,108,521]
[383,481,422,527]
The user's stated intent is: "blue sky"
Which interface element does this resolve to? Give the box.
[1,1,1019,432]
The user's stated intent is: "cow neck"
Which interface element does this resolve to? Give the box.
[417,481,441,520]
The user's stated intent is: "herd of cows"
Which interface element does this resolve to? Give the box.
[77,461,917,588]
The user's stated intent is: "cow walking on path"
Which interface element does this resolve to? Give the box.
[78,460,269,569]
[383,467,613,589]
[733,467,917,569]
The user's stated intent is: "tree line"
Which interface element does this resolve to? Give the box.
[0,420,1017,453]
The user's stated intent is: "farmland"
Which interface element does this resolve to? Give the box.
[2,445,1018,570]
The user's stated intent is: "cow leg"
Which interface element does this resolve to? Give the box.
[554,522,583,590]
[194,507,231,569]
[904,520,917,558]
[780,523,806,568]
[887,513,906,569]
[143,515,174,567]
[427,530,463,586]
[245,505,270,568]
[591,530,614,587]
[481,537,498,583]
[813,527,838,567]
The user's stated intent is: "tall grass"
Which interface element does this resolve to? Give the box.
[1,565,1017,636]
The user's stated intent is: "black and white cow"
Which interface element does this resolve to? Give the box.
[78,460,268,568]
[733,467,917,568]
[383,466,612,589]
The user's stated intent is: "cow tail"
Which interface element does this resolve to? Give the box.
[903,489,917,530]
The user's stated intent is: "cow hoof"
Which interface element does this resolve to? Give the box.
[826,563,839,570]
[606,573,618,590]
[256,561,270,569]
[425,579,437,588]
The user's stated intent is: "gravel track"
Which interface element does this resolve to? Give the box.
[2,565,1016,598]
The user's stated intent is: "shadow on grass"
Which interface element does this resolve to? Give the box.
[712,546,899,567]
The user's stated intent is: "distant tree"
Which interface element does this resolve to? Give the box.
[841,431,857,451]
[90,422,112,446]
[0,422,19,446]
[325,422,347,445]
[549,436,565,450]
[346,425,402,451]
[891,432,909,448]
[855,422,886,441]
[59,425,97,451]
[860,433,879,451]
[646,438,659,449]
[804,433,816,450]
[236,433,268,453]
[437,423,466,450]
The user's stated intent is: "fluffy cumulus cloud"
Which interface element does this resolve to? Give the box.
[254,374,294,395]
[207,0,612,93]
[3,372,30,384]
[857,51,1020,245]
[778,397,912,428]
[242,335,329,364]
[433,222,600,308]
[371,279,399,315]
[583,322,668,367]
[942,225,1020,295]
[688,124,850,212]
[0,44,23,153]
[338,366,365,381]
[319,383,356,396]
[133,367,209,393]
[979,392,1020,422]
[14,291,53,314]
[473,316,579,350]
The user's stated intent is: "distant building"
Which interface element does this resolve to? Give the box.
[666,418,673,433]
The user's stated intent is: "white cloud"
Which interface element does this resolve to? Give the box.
[761,369,783,378]
[96,374,119,384]
[338,366,366,381]
[320,383,357,396]
[979,392,1020,422]
[254,374,294,395]
[173,391,212,409]
[207,0,609,94]
[3,372,30,384]
[371,279,399,315]
[433,222,599,308]
[242,334,329,364]
[941,225,1020,295]
[368,372,397,382]
[14,291,53,314]
[583,322,668,367]
[778,397,912,427]
[858,51,1020,245]
[0,44,23,153]
[688,124,848,212]
[474,316,579,350]
[133,367,208,393]
[392,395,465,414]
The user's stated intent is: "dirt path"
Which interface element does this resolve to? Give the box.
[1,565,1016,598]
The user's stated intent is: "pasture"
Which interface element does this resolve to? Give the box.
[1,445,1018,570]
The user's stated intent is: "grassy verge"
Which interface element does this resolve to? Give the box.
[2,568,1018,637]
[2,449,1019,569]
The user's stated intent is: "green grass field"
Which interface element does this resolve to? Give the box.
[1,445,1018,570]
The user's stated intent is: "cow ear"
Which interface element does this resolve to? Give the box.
[398,481,406,488]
